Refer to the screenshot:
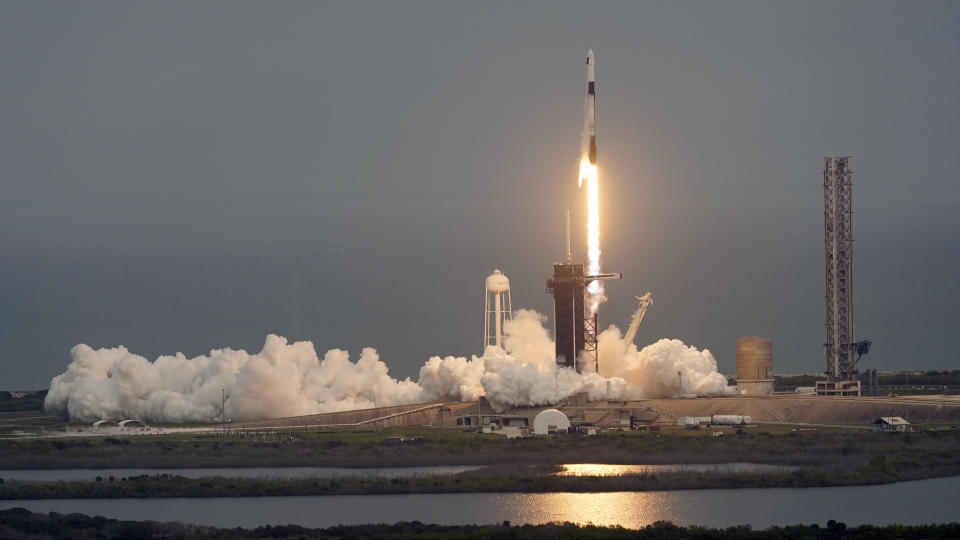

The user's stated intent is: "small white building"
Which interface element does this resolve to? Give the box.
[874,417,912,432]
[532,408,570,435]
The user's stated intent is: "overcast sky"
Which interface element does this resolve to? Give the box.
[2,1,958,389]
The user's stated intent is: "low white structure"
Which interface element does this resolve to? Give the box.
[711,414,751,426]
[532,408,570,435]
[676,416,711,426]
[677,415,751,426]
[874,416,912,432]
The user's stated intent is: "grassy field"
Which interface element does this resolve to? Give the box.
[1,508,959,539]
[1,426,959,497]
[0,392,46,414]
[1,456,958,499]
[2,424,958,470]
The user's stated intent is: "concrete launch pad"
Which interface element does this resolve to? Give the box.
[225,394,960,432]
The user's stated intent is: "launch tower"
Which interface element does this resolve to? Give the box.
[547,261,586,370]
[818,156,870,396]
[547,212,619,372]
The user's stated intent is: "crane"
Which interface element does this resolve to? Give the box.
[623,293,653,346]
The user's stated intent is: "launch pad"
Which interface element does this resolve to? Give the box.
[546,262,585,370]
[546,260,620,373]
[222,394,960,432]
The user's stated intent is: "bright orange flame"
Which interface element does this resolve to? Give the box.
[579,158,604,315]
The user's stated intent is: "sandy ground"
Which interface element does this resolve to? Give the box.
[3,394,958,440]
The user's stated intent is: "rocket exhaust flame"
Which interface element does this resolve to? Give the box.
[580,50,604,315]
[580,159,604,314]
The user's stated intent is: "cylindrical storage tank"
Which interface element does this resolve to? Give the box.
[711,414,752,425]
[736,336,774,395]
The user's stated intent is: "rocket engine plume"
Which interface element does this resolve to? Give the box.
[579,49,604,314]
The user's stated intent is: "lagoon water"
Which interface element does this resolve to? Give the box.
[3,476,958,528]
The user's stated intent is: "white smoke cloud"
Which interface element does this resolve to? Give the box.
[418,310,621,410]
[44,336,421,423]
[596,326,734,398]
[45,310,733,423]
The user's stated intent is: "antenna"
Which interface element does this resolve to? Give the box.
[565,210,572,263]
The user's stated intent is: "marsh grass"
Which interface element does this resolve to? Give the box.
[2,447,959,499]
[3,426,953,467]
[2,507,959,539]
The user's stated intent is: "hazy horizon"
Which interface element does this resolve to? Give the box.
[2,1,958,389]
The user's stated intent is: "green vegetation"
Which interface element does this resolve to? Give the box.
[3,425,959,470]
[0,391,47,413]
[1,508,958,539]
[1,428,959,498]
[0,462,955,499]
[875,370,960,387]
[773,370,960,394]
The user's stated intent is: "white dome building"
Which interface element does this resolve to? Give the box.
[532,408,570,435]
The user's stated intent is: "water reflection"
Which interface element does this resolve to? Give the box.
[3,476,958,528]
[557,463,795,476]
[495,492,685,527]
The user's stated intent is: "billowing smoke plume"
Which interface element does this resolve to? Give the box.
[419,311,620,410]
[596,327,733,397]
[45,310,733,423]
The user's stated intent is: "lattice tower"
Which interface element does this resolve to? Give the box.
[823,156,856,381]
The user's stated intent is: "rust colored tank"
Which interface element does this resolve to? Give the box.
[736,336,774,395]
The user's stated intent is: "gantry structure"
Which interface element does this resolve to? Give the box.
[820,156,870,395]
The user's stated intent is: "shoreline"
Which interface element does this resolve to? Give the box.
[2,508,958,539]
[3,464,960,499]
[2,426,957,498]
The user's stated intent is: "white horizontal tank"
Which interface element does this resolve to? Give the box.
[711,414,752,426]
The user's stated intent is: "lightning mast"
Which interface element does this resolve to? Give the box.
[818,156,870,396]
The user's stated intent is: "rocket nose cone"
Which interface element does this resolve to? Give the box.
[587,49,595,60]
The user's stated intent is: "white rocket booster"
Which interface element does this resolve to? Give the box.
[584,49,597,165]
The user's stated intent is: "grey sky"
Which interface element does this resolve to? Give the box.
[2,1,958,389]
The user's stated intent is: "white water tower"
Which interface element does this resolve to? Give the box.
[484,269,512,350]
